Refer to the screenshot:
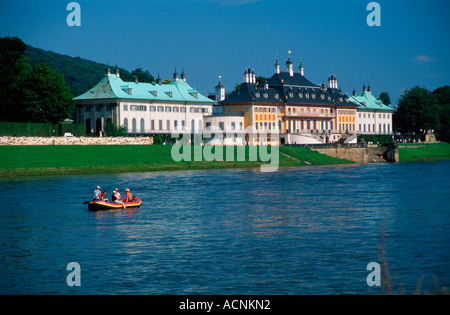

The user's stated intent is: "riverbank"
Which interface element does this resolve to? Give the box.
[398,142,450,162]
[0,145,353,177]
[2,143,448,177]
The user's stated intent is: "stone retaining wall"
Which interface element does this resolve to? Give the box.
[311,146,369,163]
[0,136,153,145]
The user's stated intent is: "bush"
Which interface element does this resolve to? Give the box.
[105,122,127,137]
[0,122,86,137]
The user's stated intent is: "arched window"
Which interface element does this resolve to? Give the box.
[191,119,195,134]
[140,118,145,133]
[198,120,202,134]
[278,120,282,131]
[85,119,91,134]
[132,118,137,134]
[124,118,128,132]
[96,118,102,134]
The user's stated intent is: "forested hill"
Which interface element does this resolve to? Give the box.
[24,45,142,97]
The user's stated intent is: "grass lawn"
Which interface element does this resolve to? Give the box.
[398,142,450,162]
[0,145,351,177]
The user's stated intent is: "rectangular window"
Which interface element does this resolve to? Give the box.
[231,122,235,130]
[150,106,156,112]
[165,106,171,112]
[159,120,163,130]
[151,120,155,130]
[157,106,164,112]
[174,120,178,130]
[182,120,185,130]
[219,122,224,130]
[240,122,243,130]
[167,120,170,130]
[123,105,128,111]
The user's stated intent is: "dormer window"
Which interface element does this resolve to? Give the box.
[263,93,268,98]
[255,92,260,98]
[298,93,303,99]
[305,93,310,99]
[320,94,325,100]
[165,91,173,97]
[274,94,279,100]
[150,90,157,96]
[311,94,316,99]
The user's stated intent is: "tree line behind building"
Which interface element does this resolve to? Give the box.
[0,36,449,142]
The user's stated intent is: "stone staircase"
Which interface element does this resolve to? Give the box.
[367,146,387,163]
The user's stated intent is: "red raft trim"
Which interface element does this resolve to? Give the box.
[88,197,142,211]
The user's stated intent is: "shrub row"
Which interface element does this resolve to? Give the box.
[0,122,86,137]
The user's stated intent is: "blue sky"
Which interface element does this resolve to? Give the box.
[1,0,449,103]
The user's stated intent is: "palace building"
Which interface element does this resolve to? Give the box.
[73,67,215,135]
[349,85,395,136]
[216,54,359,145]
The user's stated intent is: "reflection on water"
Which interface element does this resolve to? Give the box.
[0,161,449,294]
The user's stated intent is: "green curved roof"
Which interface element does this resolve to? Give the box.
[74,73,215,104]
[349,92,395,112]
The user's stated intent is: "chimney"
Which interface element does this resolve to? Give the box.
[156,73,162,85]
[173,69,179,81]
[105,67,111,77]
[286,58,293,77]
[134,76,138,83]
[274,56,280,74]
[181,69,186,82]
[299,59,304,76]
[243,68,249,83]
[115,67,120,78]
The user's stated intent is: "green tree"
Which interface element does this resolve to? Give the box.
[379,92,391,106]
[20,63,74,124]
[393,86,441,136]
[433,86,450,142]
[131,68,155,83]
[0,36,30,121]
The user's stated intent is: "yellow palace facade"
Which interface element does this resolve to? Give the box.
[218,56,358,145]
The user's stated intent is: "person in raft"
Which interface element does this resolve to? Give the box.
[125,188,133,202]
[100,190,108,201]
[93,186,102,201]
[112,188,126,209]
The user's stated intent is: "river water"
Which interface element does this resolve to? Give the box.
[0,161,449,295]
